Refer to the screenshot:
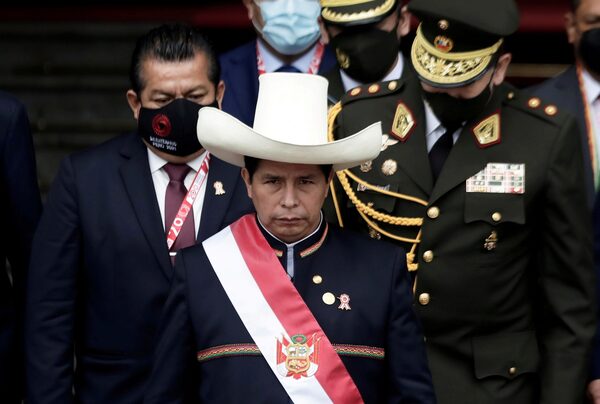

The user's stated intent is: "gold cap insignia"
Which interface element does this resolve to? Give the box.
[472,113,501,148]
[411,24,503,87]
[321,0,396,24]
[390,102,415,141]
[434,35,453,52]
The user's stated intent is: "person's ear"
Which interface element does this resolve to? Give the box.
[241,168,254,199]
[318,17,331,44]
[397,6,411,38]
[565,11,578,45]
[216,80,225,109]
[126,90,142,120]
[491,53,512,86]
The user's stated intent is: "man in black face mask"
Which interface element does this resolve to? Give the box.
[529,0,600,210]
[327,0,596,402]
[319,0,412,103]
[25,23,253,404]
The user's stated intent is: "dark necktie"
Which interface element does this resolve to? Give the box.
[429,125,460,182]
[164,163,196,264]
[275,64,301,73]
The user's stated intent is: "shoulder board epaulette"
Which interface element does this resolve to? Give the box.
[341,79,405,106]
[503,89,568,126]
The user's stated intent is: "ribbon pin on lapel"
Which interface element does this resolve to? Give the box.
[338,294,351,310]
[214,181,226,195]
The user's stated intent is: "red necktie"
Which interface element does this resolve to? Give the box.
[164,163,196,264]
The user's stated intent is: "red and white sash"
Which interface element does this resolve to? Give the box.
[202,214,363,404]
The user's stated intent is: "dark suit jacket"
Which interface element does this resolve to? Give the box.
[220,40,337,126]
[329,81,595,404]
[0,92,42,404]
[25,133,253,404]
[144,215,436,403]
[527,66,594,208]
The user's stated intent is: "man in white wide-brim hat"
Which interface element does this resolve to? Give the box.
[144,73,436,404]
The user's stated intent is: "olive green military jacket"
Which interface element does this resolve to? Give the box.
[327,79,595,404]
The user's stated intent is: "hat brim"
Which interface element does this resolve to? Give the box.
[410,24,502,88]
[197,107,382,172]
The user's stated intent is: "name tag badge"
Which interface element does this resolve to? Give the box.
[466,163,525,194]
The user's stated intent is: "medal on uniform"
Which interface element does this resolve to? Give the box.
[381,159,398,176]
[484,230,498,250]
[360,160,373,173]
[338,294,351,310]
[381,134,399,152]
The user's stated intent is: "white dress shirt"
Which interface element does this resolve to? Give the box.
[340,52,404,92]
[423,101,462,152]
[257,39,319,73]
[582,67,600,147]
[147,149,208,237]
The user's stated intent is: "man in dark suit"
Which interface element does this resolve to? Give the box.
[319,0,413,104]
[328,0,596,402]
[0,92,42,404]
[219,0,336,126]
[528,0,600,209]
[145,73,435,403]
[25,24,253,404]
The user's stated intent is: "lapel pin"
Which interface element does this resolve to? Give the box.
[213,181,226,195]
[338,294,351,310]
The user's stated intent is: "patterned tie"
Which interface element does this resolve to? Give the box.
[429,125,460,182]
[275,64,301,73]
[163,163,196,264]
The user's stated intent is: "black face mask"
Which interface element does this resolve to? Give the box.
[329,25,400,84]
[579,28,600,77]
[423,83,493,129]
[138,98,218,157]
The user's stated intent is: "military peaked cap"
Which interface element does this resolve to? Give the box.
[320,0,399,26]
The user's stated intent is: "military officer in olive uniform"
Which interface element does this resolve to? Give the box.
[318,0,412,104]
[327,0,596,402]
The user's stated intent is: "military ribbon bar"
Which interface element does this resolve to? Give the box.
[203,213,364,404]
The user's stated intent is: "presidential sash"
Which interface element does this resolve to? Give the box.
[203,214,363,404]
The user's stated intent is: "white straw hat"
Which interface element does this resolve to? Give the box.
[197,72,382,171]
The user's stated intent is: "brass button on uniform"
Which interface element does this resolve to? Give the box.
[418,293,430,305]
[312,275,323,285]
[508,367,517,376]
[427,206,440,219]
[322,292,335,305]
[423,250,434,263]
[492,212,502,222]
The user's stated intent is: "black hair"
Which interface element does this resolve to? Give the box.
[571,0,581,11]
[129,23,221,94]
[244,156,333,182]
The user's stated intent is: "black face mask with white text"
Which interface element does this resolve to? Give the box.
[137,98,218,157]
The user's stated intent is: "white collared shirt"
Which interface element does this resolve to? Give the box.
[582,67,600,147]
[257,39,319,73]
[423,101,462,152]
[340,52,404,92]
[147,149,208,236]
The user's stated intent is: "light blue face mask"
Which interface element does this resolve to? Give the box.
[254,0,321,56]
